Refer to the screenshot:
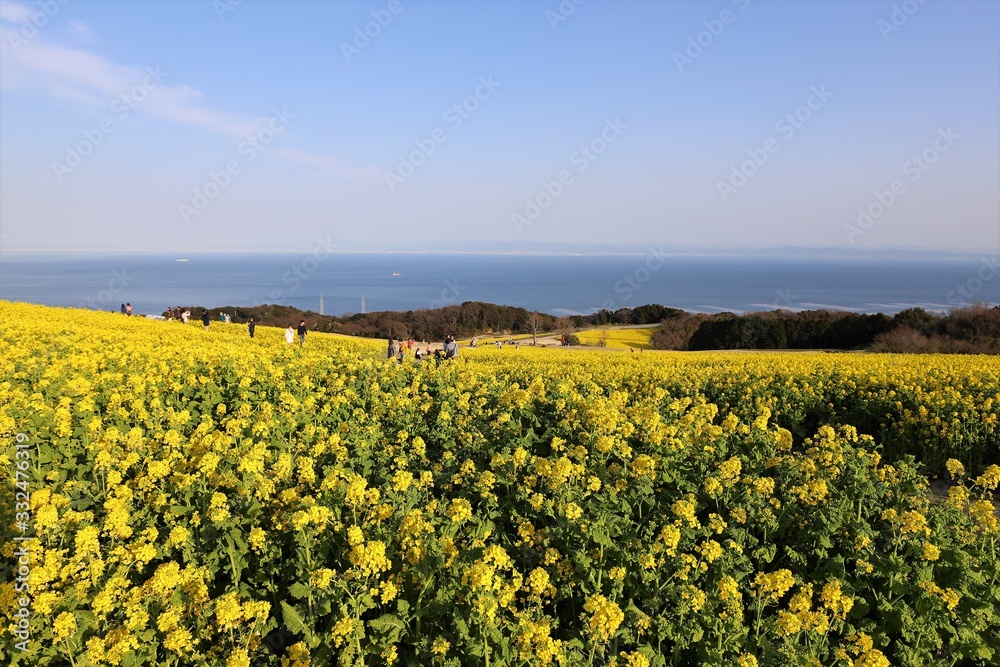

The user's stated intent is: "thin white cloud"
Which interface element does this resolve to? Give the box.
[0,2,363,176]
[1,22,270,137]
[0,1,32,24]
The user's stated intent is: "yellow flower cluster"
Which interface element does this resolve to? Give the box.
[620,650,651,667]
[849,633,890,667]
[918,581,961,611]
[899,510,930,537]
[671,496,700,529]
[53,611,77,643]
[584,594,624,642]
[448,498,473,523]
[820,580,854,620]
[976,464,1000,490]
[515,616,564,665]
[348,540,391,578]
[330,616,355,648]
[753,569,796,603]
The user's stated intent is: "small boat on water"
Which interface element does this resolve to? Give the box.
[176,259,189,262]
[392,272,401,276]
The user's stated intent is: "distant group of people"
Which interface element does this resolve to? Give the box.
[152,310,474,361]
[120,303,132,316]
[493,337,519,350]
[165,307,193,324]
[388,335,459,364]
[161,308,311,344]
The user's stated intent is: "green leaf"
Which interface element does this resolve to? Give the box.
[289,583,311,600]
[311,643,333,663]
[822,555,846,579]
[228,527,249,551]
[76,610,97,632]
[280,601,313,643]
[71,496,94,510]
[591,525,612,546]
[224,536,244,583]
[369,614,405,643]
[753,544,777,563]
[881,608,903,633]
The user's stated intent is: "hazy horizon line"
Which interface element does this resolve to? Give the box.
[1,245,995,257]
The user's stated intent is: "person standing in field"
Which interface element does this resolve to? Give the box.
[202,311,210,330]
[297,320,307,344]
[120,303,126,315]
[126,303,132,316]
[444,335,459,359]
[248,317,256,339]
[285,325,295,344]
[388,338,398,360]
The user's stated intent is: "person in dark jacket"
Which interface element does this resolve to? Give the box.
[248,317,256,339]
[297,320,306,344]
[388,338,398,359]
[202,311,210,330]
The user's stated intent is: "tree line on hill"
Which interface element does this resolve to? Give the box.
[181,302,560,342]
[174,302,999,353]
[649,305,999,353]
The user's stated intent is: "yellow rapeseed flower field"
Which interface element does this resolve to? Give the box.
[572,327,657,350]
[0,301,998,666]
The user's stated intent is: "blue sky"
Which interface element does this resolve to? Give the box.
[0,0,997,252]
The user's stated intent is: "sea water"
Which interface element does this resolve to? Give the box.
[0,252,996,317]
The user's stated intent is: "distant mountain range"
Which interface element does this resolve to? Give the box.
[331,241,993,260]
